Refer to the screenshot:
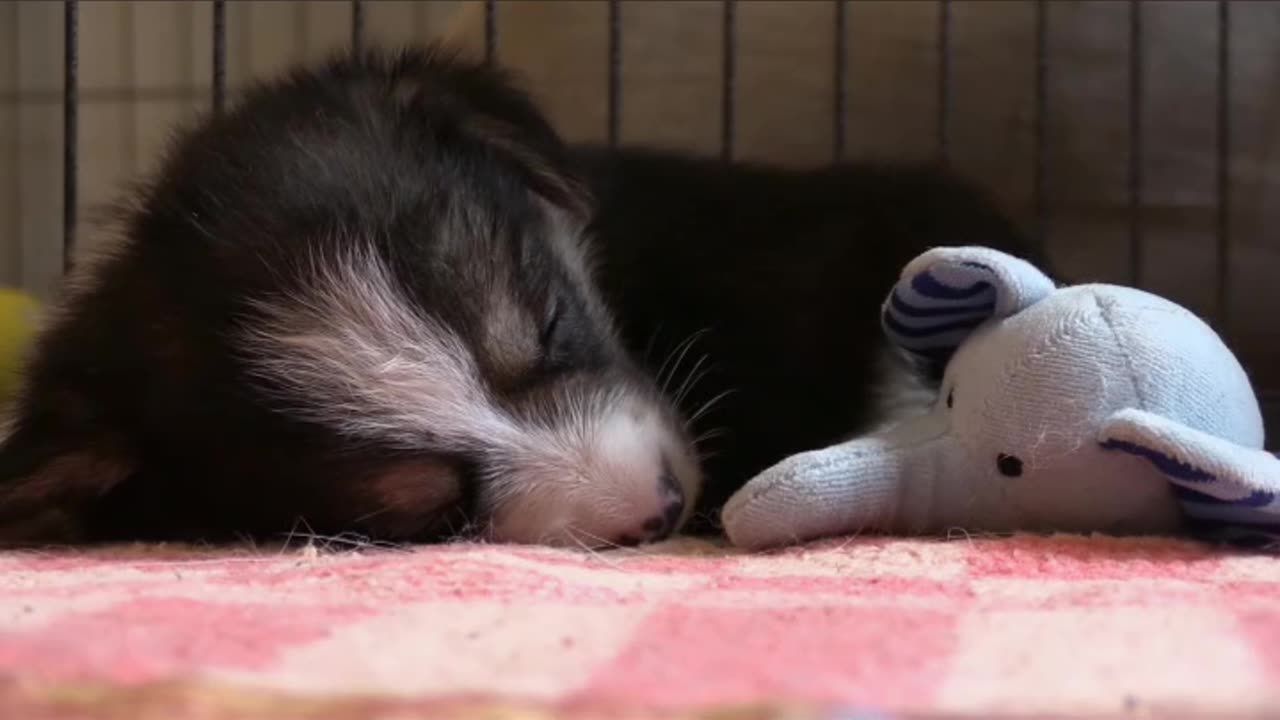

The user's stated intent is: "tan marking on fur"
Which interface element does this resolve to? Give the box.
[369,461,461,509]
[0,508,85,546]
[3,450,132,506]
[538,201,623,349]
[479,295,540,386]
[359,459,464,538]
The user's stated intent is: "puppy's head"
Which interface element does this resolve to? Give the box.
[239,49,702,548]
[0,48,700,549]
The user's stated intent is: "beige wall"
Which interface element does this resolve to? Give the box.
[2,0,1278,402]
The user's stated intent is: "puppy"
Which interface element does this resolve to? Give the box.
[0,47,1047,546]
[0,48,699,548]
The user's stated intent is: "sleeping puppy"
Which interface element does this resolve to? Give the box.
[0,46,1046,547]
[0,47,699,548]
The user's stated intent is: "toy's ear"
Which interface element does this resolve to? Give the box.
[1099,408,1280,543]
[881,246,1056,373]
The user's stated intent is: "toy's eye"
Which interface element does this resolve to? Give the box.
[945,388,954,409]
[997,453,1023,477]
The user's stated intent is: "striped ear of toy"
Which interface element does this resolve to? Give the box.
[1099,407,1280,547]
[879,247,1056,372]
[881,260,1002,371]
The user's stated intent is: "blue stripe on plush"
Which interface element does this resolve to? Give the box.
[1098,438,1216,483]
[1185,519,1280,548]
[910,271,993,301]
[1172,484,1222,503]
[1180,502,1280,527]
[1173,484,1275,508]
[887,291,996,319]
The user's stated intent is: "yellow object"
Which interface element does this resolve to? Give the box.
[0,288,41,405]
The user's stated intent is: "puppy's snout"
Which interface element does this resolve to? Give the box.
[484,400,701,549]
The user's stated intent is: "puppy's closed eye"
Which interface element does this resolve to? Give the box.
[540,300,564,354]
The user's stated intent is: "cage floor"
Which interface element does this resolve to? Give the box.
[0,534,1277,720]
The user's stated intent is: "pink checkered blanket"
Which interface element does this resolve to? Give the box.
[1,534,1277,719]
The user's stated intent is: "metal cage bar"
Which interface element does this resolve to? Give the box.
[1034,0,1049,247]
[351,0,366,55]
[212,0,227,116]
[1128,0,1145,287]
[484,0,498,65]
[721,0,737,162]
[608,0,622,148]
[63,0,78,272]
[833,0,848,161]
[122,2,137,178]
[1216,0,1233,331]
[937,0,952,165]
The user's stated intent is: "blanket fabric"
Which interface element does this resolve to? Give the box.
[0,534,1277,719]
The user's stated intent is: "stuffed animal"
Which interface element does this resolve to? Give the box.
[722,246,1280,549]
[0,288,40,408]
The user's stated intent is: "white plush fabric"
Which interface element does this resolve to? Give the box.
[723,247,1280,549]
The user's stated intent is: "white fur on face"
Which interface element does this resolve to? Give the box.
[483,393,701,546]
[240,244,701,547]
[241,246,517,451]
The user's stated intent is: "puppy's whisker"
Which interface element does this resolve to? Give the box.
[675,372,718,411]
[687,388,738,428]
[565,526,624,567]
[641,324,666,365]
[658,328,709,395]
[671,354,711,407]
[352,505,395,524]
[654,339,688,394]
[694,427,728,445]
[570,526,646,556]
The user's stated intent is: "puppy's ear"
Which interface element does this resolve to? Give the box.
[0,416,132,545]
[458,115,595,224]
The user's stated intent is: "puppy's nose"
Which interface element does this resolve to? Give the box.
[616,467,686,546]
[621,499,683,546]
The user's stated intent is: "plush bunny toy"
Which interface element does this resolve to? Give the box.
[722,246,1280,549]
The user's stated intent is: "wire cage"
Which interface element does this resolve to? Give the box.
[2,0,1278,428]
